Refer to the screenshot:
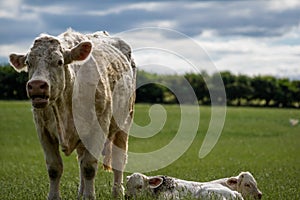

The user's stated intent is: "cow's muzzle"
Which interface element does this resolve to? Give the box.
[27,80,50,108]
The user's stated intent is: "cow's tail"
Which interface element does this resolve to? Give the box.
[102,139,112,171]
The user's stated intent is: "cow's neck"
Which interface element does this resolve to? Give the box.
[52,65,79,156]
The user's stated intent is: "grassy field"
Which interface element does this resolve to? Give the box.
[0,101,299,199]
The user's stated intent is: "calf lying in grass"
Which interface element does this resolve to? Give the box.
[125,172,262,200]
[209,172,262,199]
[126,173,243,199]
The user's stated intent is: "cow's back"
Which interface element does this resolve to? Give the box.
[60,29,135,91]
[59,29,135,156]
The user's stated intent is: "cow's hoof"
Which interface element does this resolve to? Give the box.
[112,184,125,199]
[82,193,96,200]
[48,194,61,200]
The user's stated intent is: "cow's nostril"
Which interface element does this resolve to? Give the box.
[40,82,48,90]
[28,84,33,90]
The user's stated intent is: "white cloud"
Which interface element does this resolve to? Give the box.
[195,27,300,78]
[0,0,22,19]
[115,28,217,75]
[139,20,177,29]
[0,0,41,23]
[267,0,300,11]
[21,4,76,16]
[86,2,167,16]
[0,42,31,62]
[114,26,300,78]
[0,0,79,19]
[183,2,217,10]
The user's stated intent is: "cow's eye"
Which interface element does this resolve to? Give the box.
[57,59,63,66]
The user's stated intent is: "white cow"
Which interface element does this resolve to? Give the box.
[9,29,136,200]
[125,173,244,200]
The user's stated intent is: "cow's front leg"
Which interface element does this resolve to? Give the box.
[112,130,128,199]
[38,131,63,200]
[47,160,63,200]
[77,144,98,200]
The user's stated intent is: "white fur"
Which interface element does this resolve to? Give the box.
[126,173,244,200]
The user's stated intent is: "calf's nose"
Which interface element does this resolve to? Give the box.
[257,192,262,199]
[27,80,49,96]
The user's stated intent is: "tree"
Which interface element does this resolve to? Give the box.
[184,72,209,104]
[135,70,165,103]
[220,71,236,105]
[209,72,227,105]
[274,78,293,107]
[234,75,253,106]
[0,65,27,100]
[291,80,300,107]
[219,72,253,106]
[251,76,278,106]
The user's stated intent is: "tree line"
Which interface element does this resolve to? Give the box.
[135,70,300,108]
[1,64,299,108]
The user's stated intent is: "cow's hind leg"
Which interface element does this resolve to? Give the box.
[111,130,128,198]
[76,144,98,200]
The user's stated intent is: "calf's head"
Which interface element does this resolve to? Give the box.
[227,171,262,199]
[9,35,92,108]
[125,173,163,199]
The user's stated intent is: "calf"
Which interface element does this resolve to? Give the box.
[209,172,262,199]
[125,173,243,200]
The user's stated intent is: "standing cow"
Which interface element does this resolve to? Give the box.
[9,29,136,200]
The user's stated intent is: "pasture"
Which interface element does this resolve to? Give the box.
[0,101,299,199]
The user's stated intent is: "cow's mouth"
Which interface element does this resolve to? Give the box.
[31,95,49,108]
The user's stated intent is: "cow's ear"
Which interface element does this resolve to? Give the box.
[64,41,92,64]
[9,53,27,72]
[148,177,163,189]
[226,177,238,189]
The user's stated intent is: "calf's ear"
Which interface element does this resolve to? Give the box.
[9,53,27,72]
[64,41,92,64]
[226,177,238,189]
[148,177,163,189]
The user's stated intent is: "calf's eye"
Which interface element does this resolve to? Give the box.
[245,183,251,187]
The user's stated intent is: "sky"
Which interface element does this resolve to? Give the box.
[0,0,300,79]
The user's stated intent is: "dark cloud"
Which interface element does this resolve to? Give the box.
[169,1,300,37]
[0,18,43,44]
[2,0,299,43]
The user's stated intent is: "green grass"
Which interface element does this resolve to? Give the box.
[0,101,299,199]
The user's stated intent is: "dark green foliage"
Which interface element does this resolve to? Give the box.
[0,64,28,100]
[136,70,300,107]
[1,64,299,107]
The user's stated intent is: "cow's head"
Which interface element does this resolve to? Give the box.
[227,171,262,199]
[9,35,92,108]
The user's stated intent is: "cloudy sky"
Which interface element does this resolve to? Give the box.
[1,0,300,79]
